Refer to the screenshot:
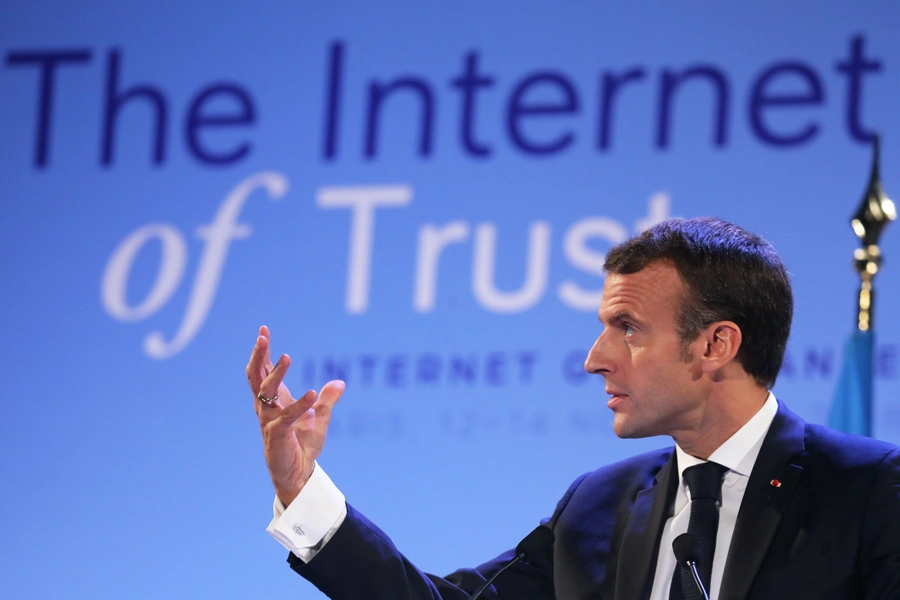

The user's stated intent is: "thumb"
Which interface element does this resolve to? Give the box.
[316,380,346,413]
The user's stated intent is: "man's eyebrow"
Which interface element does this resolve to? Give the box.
[601,311,636,324]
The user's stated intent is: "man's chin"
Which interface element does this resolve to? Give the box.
[612,416,657,439]
[612,417,637,439]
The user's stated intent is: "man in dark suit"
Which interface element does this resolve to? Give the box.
[247,217,900,599]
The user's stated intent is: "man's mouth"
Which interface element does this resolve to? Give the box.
[606,390,628,409]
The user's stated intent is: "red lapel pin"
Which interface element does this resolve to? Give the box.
[769,479,782,488]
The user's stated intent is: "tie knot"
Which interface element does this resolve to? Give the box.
[683,461,728,501]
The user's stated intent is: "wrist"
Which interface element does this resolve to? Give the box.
[275,487,301,507]
[273,466,314,507]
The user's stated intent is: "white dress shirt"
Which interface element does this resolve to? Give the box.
[269,393,779,600]
[267,463,346,562]
[648,392,778,600]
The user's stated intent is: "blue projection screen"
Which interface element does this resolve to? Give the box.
[2,2,899,598]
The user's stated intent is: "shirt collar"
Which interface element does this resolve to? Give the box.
[675,392,778,478]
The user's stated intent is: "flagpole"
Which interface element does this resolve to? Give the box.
[828,134,895,437]
[851,134,895,332]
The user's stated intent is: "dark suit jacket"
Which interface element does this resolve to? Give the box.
[288,403,900,599]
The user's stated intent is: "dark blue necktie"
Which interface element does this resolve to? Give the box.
[669,461,729,600]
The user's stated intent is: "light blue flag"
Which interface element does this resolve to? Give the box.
[828,329,874,436]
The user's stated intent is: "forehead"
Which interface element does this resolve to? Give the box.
[599,262,686,322]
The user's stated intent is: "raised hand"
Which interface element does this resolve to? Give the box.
[246,325,345,506]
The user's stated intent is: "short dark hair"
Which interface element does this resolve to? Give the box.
[604,217,793,388]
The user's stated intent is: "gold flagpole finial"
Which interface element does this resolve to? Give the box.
[850,133,895,331]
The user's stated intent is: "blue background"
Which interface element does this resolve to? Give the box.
[2,2,899,598]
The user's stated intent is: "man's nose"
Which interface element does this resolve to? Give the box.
[584,333,612,375]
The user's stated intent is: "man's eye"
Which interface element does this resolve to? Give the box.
[623,323,635,335]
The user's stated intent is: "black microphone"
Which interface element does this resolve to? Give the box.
[468,524,555,600]
[672,533,710,600]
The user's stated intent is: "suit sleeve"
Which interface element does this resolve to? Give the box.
[285,474,590,600]
[861,446,900,598]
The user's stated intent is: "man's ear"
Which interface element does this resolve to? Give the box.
[697,321,742,373]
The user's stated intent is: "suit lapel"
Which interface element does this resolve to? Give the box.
[719,402,807,600]
[614,451,678,600]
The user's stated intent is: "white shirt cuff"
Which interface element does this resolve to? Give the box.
[266,462,347,562]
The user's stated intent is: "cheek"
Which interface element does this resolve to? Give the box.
[628,344,652,368]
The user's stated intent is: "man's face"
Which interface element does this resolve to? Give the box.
[584,262,707,439]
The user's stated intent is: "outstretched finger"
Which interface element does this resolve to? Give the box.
[273,388,319,429]
[246,326,273,392]
[260,325,277,372]
[257,353,293,411]
[315,380,346,414]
